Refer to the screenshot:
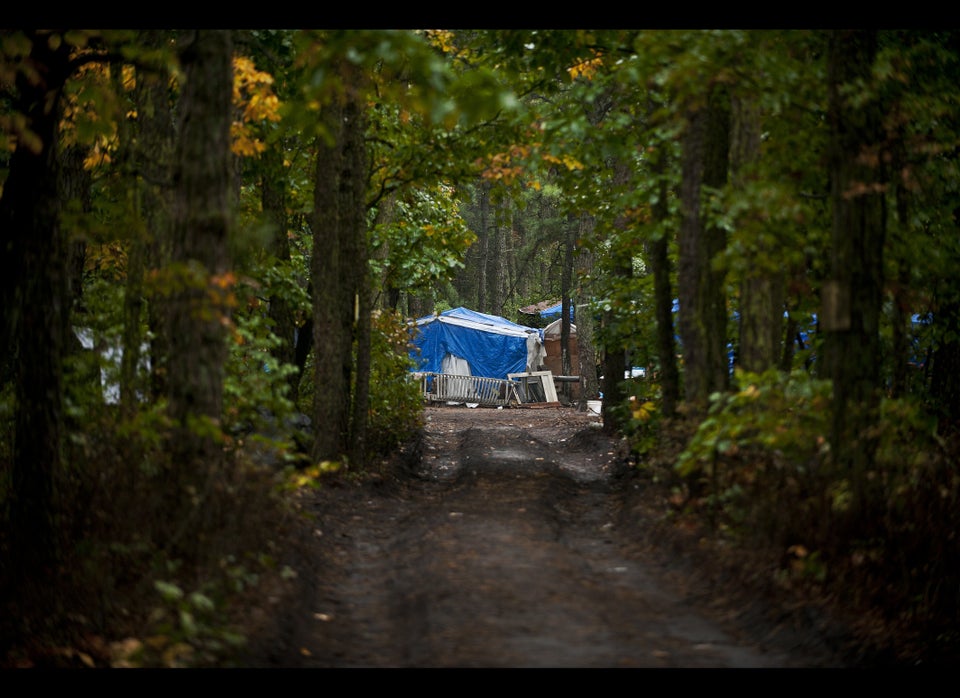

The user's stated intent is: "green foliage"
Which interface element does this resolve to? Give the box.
[260,253,311,322]
[223,282,303,465]
[620,378,662,458]
[364,309,425,458]
[674,369,833,546]
[370,183,476,302]
[677,368,832,480]
[853,396,960,626]
[669,364,960,635]
[104,549,283,668]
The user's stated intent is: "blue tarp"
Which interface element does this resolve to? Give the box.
[409,307,544,380]
[539,302,575,322]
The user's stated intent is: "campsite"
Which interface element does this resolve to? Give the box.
[408,307,562,406]
[4,30,960,669]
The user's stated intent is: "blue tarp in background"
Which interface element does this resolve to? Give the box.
[539,302,575,322]
[409,307,544,380]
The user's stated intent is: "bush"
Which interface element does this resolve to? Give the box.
[365,309,425,458]
[669,367,960,657]
[676,368,833,544]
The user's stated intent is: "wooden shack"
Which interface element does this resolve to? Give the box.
[542,318,579,399]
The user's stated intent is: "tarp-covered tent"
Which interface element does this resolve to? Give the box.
[409,307,546,380]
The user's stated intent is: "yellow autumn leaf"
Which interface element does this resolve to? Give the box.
[631,401,656,423]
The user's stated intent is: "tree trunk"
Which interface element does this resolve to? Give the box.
[262,145,300,402]
[0,31,74,582]
[474,183,490,312]
[647,144,680,418]
[133,31,177,403]
[888,126,912,399]
[372,190,400,311]
[484,199,508,315]
[575,214,600,407]
[601,162,632,435]
[164,30,234,477]
[732,96,785,375]
[930,209,960,419]
[311,99,348,464]
[930,297,960,419]
[341,96,370,467]
[560,215,574,402]
[678,86,732,407]
[311,67,369,466]
[59,144,91,337]
[822,29,886,519]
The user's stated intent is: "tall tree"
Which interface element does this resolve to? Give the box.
[560,214,575,397]
[574,213,600,406]
[261,144,300,401]
[732,95,786,374]
[647,141,680,417]
[133,32,178,402]
[678,83,732,407]
[600,161,633,435]
[309,57,368,465]
[163,30,234,480]
[822,29,886,519]
[310,94,346,463]
[0,30,75,579]
[121,38,169,416]
[342,92,371,466]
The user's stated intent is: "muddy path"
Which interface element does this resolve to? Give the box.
[246,405,849,668]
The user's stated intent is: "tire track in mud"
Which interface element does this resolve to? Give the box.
[281,409,840,668]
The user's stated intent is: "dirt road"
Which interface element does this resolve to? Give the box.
[245,404,849,668]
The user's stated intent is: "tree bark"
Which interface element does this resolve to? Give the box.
[560,215,574,401]
[311,98,347,463]
[164,30,234,477]
[888,134,912,400]
[930,296,960,419]
[678,85,732,407]
[601,162,632,435]
[930,208,960,418]
[647,144,680,418]
[822,29,886,518]
[575,214,600,407]
[732,95,785,375]
[262,145,300,402]
[341,96,370,467]
[0,30,74,581]
[311,66,369,466]
[475,182,490,311]
[133,31,177,403]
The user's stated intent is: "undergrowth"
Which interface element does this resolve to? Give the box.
[0,400,306,668]
[0,303,425,668]
[627,368,960,664]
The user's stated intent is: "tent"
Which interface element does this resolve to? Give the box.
[409,307,546,380]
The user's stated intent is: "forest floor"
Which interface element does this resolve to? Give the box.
[235,403,889,670]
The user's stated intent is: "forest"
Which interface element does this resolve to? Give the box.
[2,28,960,667]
